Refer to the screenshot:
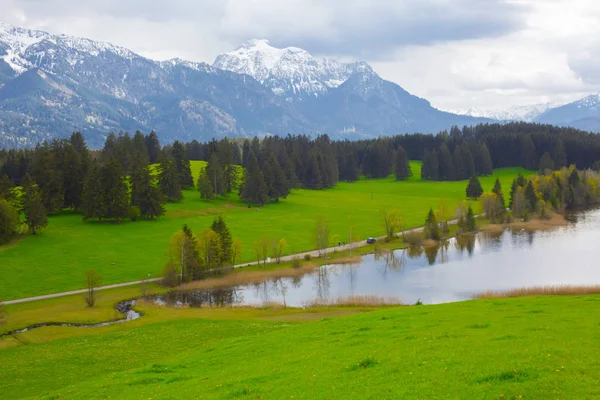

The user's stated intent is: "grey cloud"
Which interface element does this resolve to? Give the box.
[6,0,527,60]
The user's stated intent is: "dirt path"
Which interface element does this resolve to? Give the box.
[2,224,431,306]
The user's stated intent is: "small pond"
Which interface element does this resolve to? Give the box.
[151,209,600,307]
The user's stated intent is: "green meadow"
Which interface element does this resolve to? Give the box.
[1,295,599,399]
[0,162,529,300]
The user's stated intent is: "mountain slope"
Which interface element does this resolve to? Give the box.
[535,94,600,132]
[0,22,487,148]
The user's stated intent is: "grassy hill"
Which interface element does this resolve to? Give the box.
[0,162,530,300]
[1,295,599,399]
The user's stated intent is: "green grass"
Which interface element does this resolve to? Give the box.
[0,161,529,300]
[1,295,599,399]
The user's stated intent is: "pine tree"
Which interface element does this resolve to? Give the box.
[211,216,232,266]
[421,149,439,180]
[32,145,64,214]
[204,153,225,197]
[394,145,412,180]
[145,131,161,164]
[131,159,165,219]
[438,143,455,181]
[239,152,268,206]
[492,178,505,209]
[475,143,493,176]
[465,206,477,232]
[424,208,441,240]
[552,139,567,169]
[538,152,555,174]
[157,158,183,202]
[520,135,537,170]
[82,162,104,220]
[0,174,16,203]
[20,174,48,235]
[263,151,289,202]
[62,134,90,211]
[172,141,194,188]
[524,181,538,211]
[197,166,215,200]
[101,157,130,221]
[466,176,484,199]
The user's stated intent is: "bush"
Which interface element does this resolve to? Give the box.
[403,231,423,246]
[128,206,141,222]
[291,257,302,268]
[0,199,19,244]
[162,261,179,287]
[303,254,312,261]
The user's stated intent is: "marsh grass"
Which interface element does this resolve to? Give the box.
[304,295,404,307]
[475,285,600,299]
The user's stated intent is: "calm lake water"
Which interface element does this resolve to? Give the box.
[153,209,600,307]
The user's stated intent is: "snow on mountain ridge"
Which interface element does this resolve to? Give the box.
[453,102,560,122]
[213,39,374,98]
[0,21,137,75]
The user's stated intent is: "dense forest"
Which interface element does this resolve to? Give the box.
[1,122,600,229]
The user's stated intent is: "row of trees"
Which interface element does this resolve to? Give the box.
[165,217,242,283]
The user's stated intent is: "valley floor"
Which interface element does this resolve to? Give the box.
[1,294,599,399]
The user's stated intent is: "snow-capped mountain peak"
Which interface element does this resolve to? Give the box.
[452,102,560,122]
[213,39,374,98]
[0,21,137,75]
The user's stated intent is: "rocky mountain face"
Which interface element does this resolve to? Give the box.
[0,22,490,148]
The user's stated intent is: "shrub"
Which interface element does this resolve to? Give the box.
[415,298,423,306]
[291,257,302,269]
[128,206,141,222]
[403,231,423,246]
[162,261,179,287]
[303,254,312,261]
[349,356,379,370]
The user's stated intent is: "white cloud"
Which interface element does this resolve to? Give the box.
[1,0,599,111]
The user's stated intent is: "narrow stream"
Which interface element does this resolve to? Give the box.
[0,300,141,338]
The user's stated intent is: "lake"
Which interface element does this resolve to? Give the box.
[152,209,600,307]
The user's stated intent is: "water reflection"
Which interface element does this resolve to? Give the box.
[149,210,600,307]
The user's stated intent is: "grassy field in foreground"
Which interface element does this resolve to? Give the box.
[0,162,530,300]
[1,295,599,399]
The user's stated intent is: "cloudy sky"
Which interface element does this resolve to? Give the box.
[2,0,599,111]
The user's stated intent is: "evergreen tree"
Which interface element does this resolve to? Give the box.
[492,178,505,209]
[0,174,16,203]
[539,152,555,174]
[466,176,483,199]
[508,174,526,208]
[465,206,477,232]
[133,131,149,163]
[172,141,194,188]
[340,152,360,182]
[157,158,183,202]
[130,158,165,219]
[421,149,439,180]
[242,140,251,169]
[454,143,475,180]
[424,208,441,240]
[263,151,289,202]
[32,145,64,214]
[239,152,268,206]
[438,143,455,181]
[82,162,105,221]
[63,133,90,210]
[197,167,215,200]
[474,143,493,175]
[144,131,161,164]
[101,157,130,221]
[211,216,232,266]
[552,139,567,169]
[394,145,412,180]
[520,135,537,170]
[524,181,538,211]
[20,174,47,235]
[204,153,225,197]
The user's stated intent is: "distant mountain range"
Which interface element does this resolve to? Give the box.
[453,95,600,132]
[0,21,598,149]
